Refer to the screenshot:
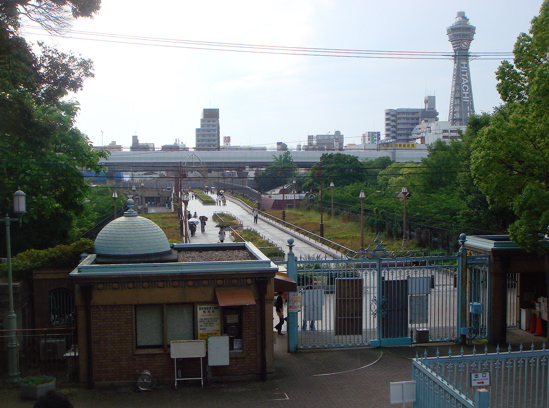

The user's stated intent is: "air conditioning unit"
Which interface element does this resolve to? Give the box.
[40,339,66,361]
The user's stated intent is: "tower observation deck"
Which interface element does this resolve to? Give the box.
[447,11,476,126]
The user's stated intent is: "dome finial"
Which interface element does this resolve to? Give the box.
[125,199,137,217]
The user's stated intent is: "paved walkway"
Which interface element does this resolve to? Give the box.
[180,193,343,259]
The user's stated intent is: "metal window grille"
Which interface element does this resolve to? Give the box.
[49,288,75,326]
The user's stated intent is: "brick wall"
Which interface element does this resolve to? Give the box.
[90,303,261,383]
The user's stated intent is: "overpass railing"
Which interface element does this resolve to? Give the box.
[413,344,549,408]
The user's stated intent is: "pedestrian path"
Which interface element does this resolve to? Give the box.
[181,193,343,259]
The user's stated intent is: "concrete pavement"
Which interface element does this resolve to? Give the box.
[181,193,343,259]
[3,330,544,408]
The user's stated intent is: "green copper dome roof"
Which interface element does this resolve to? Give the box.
[95,200,174,262]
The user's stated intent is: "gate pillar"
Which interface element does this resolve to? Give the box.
[286,239,298,352]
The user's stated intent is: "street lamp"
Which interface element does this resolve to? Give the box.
[330,181,335,218]
[359,190,365,254]
[292,180,296,208]
[182,190,190,243]
[282,186,286,222]
[1,188,26,384]
[397,186,410,247]
[140,182,145,214]
[112,191,118,220]
[319,184,324,237]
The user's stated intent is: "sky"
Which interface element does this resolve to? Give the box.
[21,0,545,149]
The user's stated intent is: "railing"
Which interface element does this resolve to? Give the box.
[212,211,243,229]
[0,327,78,384]
[413,344,549,408]
[231,226,285,261]
[77,207,125,240]
[257,210,354,258]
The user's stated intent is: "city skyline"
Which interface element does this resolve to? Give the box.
[22,0,543,149]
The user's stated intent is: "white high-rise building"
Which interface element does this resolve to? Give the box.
[384,96,439,143]
[195,109,220,151]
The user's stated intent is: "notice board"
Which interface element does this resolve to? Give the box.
[170,340,206,358]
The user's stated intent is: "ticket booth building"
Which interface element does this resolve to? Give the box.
[70,205,280,387]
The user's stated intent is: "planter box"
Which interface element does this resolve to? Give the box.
[20,378,56,400]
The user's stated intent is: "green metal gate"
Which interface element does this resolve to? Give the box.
[281,235,489,350]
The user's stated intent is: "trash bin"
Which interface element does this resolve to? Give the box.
[520,308,532,331]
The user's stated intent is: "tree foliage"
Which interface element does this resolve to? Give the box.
[470,1,549,252]
[303,153,368,190]
[0,0,106,255]
[255,151,297,192]
[1,1,101,33]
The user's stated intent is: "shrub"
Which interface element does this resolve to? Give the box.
[21,375,55,385]
[0,238,94,280]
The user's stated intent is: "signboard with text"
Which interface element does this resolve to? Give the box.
[470,372,490,387]
[288,292,302,312]
[197,304,221,341]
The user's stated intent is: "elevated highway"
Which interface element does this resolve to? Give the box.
[100,147,428,173]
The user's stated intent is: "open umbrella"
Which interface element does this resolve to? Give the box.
[188,219,200,225]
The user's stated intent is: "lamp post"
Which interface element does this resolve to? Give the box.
[397,186,410,247]
[282,186,286,221]
[140,182,145,214]
[292,180,296,208]
[2,188,26,384]
[319,184,324,237]
[182,190,190,243]
[112,191,118,220]
[359,190,365,254]
[330,181,335,218]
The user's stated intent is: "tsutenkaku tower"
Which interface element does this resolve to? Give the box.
[447,11,476,126]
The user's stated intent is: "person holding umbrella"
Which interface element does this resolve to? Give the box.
[218,226,226,243]
[188,221,197,237]
[199,215,208,233]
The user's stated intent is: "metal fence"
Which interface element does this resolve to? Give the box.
[290,253,487,349]
[412,344,549,408]
[0,327,77,383]
[507,272,519,328]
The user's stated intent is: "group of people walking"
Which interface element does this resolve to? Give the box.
[186,210,207,237]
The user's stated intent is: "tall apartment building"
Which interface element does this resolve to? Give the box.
[362,131,381,145]
[195,108,220,151]
[384,96,439,143]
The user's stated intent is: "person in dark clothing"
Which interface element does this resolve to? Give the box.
[189,222,197,237]
[199,215,208,232]
[274,292,285,335]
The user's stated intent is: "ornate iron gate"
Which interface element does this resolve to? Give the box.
[285,240,489,350]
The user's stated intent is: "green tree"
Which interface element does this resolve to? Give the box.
[0,0,106,255]
[255,151,297,192]
[304,153,367,190]
[470,1,549,252]
[363,156,393,187]
[458,113,515,232]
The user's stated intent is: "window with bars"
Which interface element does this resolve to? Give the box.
[49,288,75,326]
